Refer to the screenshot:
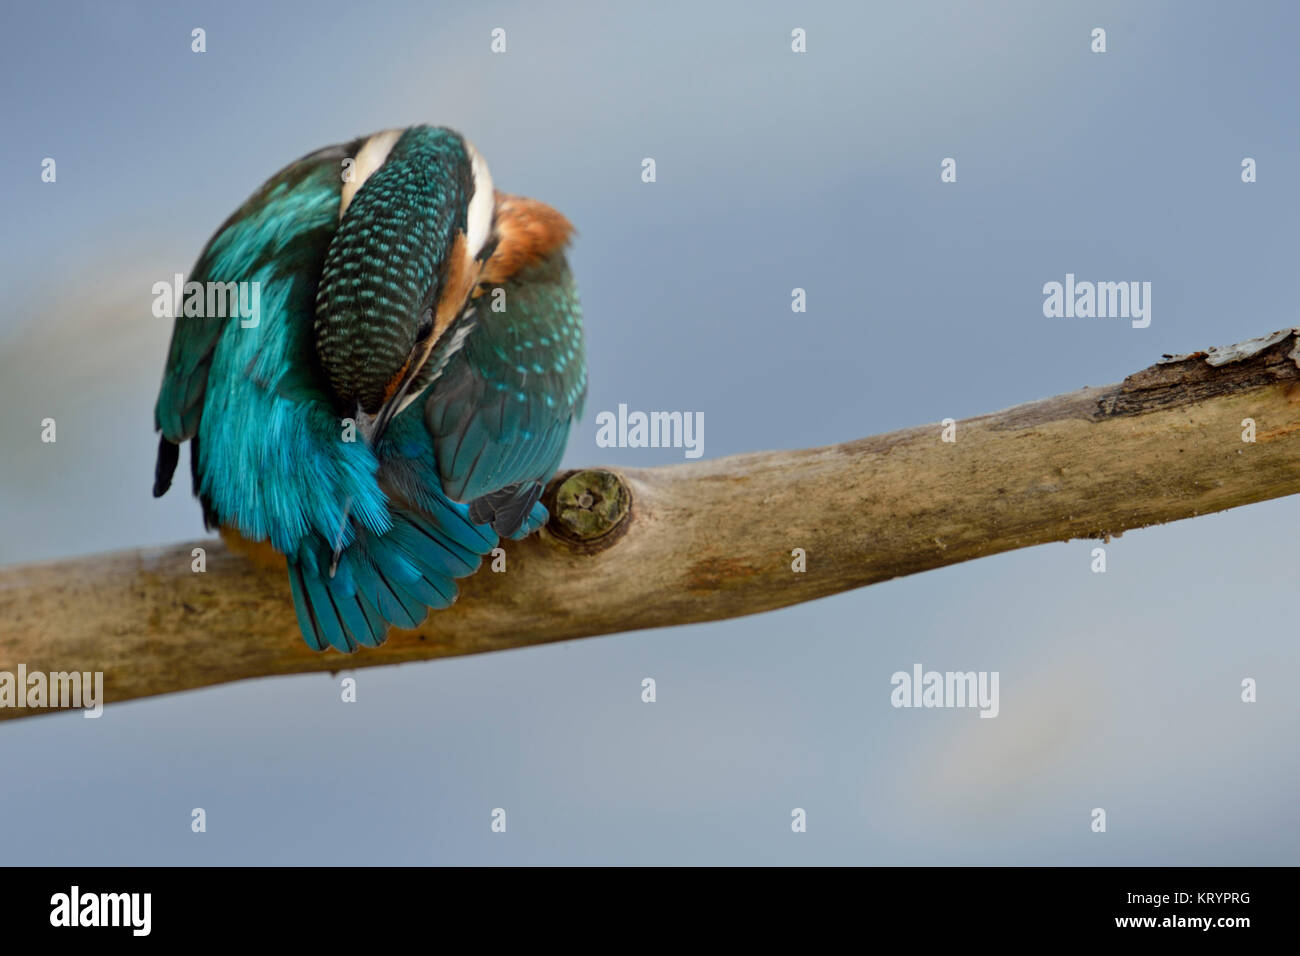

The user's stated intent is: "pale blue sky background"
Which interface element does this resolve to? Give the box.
[1,0,1298,864]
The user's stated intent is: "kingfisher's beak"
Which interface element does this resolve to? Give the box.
[359,385,410,450]
[327,405,391,578]
[355,408,383,446]
[330,327,444,576]
[328,389,412,577]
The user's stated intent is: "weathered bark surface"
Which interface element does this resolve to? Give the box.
[3,329,1300,720]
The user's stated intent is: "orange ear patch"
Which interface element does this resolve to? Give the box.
[478,192,574,286]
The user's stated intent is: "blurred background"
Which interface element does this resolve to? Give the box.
[1,0,1297,864]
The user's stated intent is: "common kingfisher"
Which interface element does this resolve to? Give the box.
[152,125,586,652]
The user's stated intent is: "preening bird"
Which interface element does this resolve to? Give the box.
[153,125,586,652]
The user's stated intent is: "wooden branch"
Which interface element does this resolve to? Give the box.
[5,328,1300,720]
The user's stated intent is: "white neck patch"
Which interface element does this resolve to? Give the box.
[463,137,495,260]
[338,128,403,219]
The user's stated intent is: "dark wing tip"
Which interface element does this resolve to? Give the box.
[468,482,544,538]
[153,435,179,497]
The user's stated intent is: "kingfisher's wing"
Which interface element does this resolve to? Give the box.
[149,132,506,654]
[151,138,362,500]
[421,194,587,536]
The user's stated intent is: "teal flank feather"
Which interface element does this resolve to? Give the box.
[422,248,586,536]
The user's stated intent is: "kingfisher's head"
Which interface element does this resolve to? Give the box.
[314,125,495,443]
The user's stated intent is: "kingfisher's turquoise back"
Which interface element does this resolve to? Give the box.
[152,127,586,652]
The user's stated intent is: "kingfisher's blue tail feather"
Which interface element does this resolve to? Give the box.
[288,503,500,653]
[289,561,380,653]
